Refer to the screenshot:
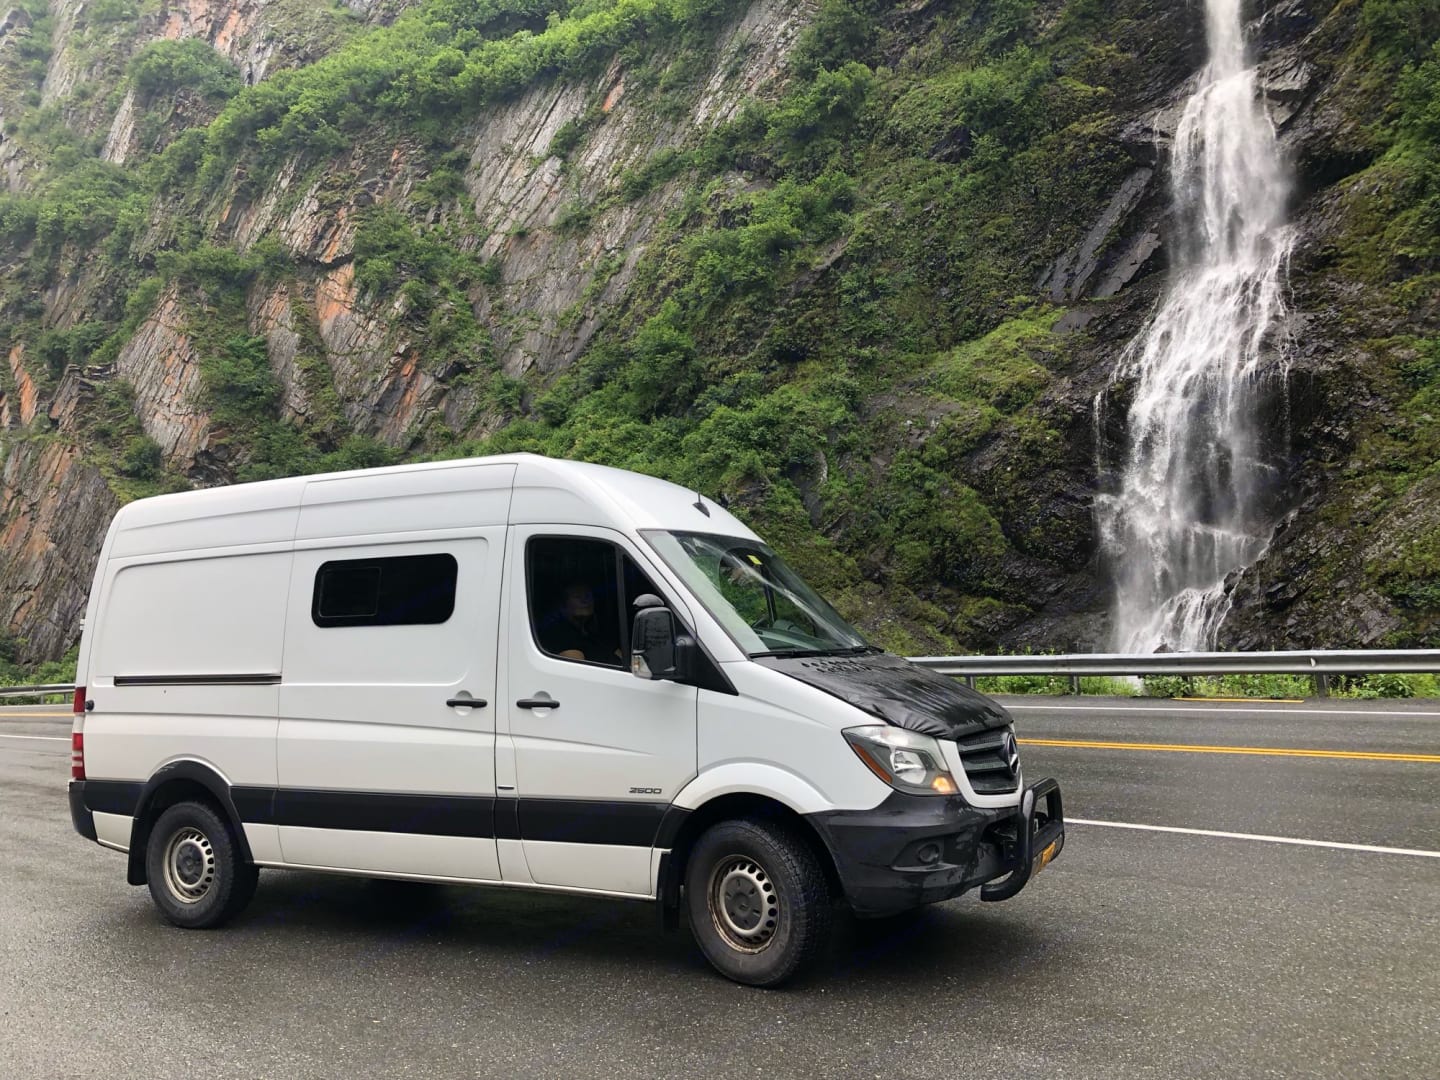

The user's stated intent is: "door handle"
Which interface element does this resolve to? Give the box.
[446,697,488,709]
[516,697,560,710]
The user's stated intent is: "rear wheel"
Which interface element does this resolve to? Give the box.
[145,801,258,929]
[684,818,832,987]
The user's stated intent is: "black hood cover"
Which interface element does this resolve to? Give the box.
[756,652,1012,739]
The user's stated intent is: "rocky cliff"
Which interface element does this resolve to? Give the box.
[0,0,1435,664]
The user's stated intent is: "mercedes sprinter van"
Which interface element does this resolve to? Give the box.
[67,453,1063,986]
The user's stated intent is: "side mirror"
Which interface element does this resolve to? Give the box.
[631,606,695,682]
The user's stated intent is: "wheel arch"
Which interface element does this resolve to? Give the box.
[126,760,254,887]
[657,792,844,926]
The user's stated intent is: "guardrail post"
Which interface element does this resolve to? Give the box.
[1068,675,1080,696]
[964,676,976,690]
[1314,673,1330,699]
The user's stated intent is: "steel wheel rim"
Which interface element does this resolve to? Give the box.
[708,855,780,953]
[162,826,216,904]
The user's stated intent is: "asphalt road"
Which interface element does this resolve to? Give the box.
[2,697,1437,1079]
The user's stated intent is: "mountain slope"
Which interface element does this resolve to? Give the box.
[0,0,1436,665]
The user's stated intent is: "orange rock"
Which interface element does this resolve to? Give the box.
[602,76,626,113]
[7,343,39,425]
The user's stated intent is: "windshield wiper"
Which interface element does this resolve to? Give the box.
[750,645,879,659]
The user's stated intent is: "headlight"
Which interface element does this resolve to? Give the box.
[843,726,959,795]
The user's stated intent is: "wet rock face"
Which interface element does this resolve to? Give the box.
[463,0,818,377]
[0,441,118,664]
[115,285,213,470]
[248,282,311,423]
[1038,168,1162,303]
[312,263,443,444]
[224,0,818,396]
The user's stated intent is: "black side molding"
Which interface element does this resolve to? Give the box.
[83,779,144,817]
[113,673,281,687]
[271,789,495,838]
[510,797,668,847]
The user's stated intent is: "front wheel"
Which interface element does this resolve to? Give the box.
[145,801,258,929]
[684,818,833,987]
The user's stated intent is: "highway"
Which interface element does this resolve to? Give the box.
[1,697,1437,1079]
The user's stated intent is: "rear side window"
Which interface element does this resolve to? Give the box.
[312,554,458,628]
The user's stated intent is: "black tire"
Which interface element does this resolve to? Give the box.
[684,818,833,987]
[144,800,258,929]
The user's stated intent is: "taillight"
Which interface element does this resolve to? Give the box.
[71,731,85,781]
[73,686,86,715]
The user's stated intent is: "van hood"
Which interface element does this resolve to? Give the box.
[755,652,1012,739]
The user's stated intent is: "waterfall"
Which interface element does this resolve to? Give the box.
[1095,0,1295,654]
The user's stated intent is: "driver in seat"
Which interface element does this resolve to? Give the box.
[543,582,620,665]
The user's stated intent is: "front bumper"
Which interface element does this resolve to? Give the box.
[69,780,97,842]
[807,777,1065,917]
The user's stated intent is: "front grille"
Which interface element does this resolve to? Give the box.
[954,726,1020,795]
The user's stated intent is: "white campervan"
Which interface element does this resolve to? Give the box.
[67,453,1063,985]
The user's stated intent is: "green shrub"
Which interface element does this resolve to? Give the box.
[619,301,699,417]
[204,335,281,427]
[119,435,163,479]
[82,0,138,27]
[353,208,484,297]
[29,161,139,251]
[1361,0,1440,61]
[35,322,108,379]
[548,116,591,160]
[975,673,1068,695]
[976,0,1039,54]
[129,38,242,102]
[1140,675,1187,698]
[969,675,1137,697]
[767,61,875,175]
[888,47,1054,156]
[1335,673,1440,699]
[792,0,880,75]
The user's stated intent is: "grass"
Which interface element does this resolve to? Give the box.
[971,672,1440,700]
[0,642,80,703]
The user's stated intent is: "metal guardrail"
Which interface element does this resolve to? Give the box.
[0,684,74,701]
[909,649,1440,697]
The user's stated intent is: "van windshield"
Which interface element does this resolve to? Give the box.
[644,531,874,657]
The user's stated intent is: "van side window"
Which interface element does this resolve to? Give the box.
[312,554,458,628]
[526,540,671,669]
[527,538,624,667]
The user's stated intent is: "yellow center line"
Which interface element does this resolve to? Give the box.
[1017,737,1440,763]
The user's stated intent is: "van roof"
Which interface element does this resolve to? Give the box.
[108,453,761,550]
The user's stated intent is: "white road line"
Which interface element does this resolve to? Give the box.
[1005,703,1440,719]
[0,733,67,742]
[1070,818,1440,859]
